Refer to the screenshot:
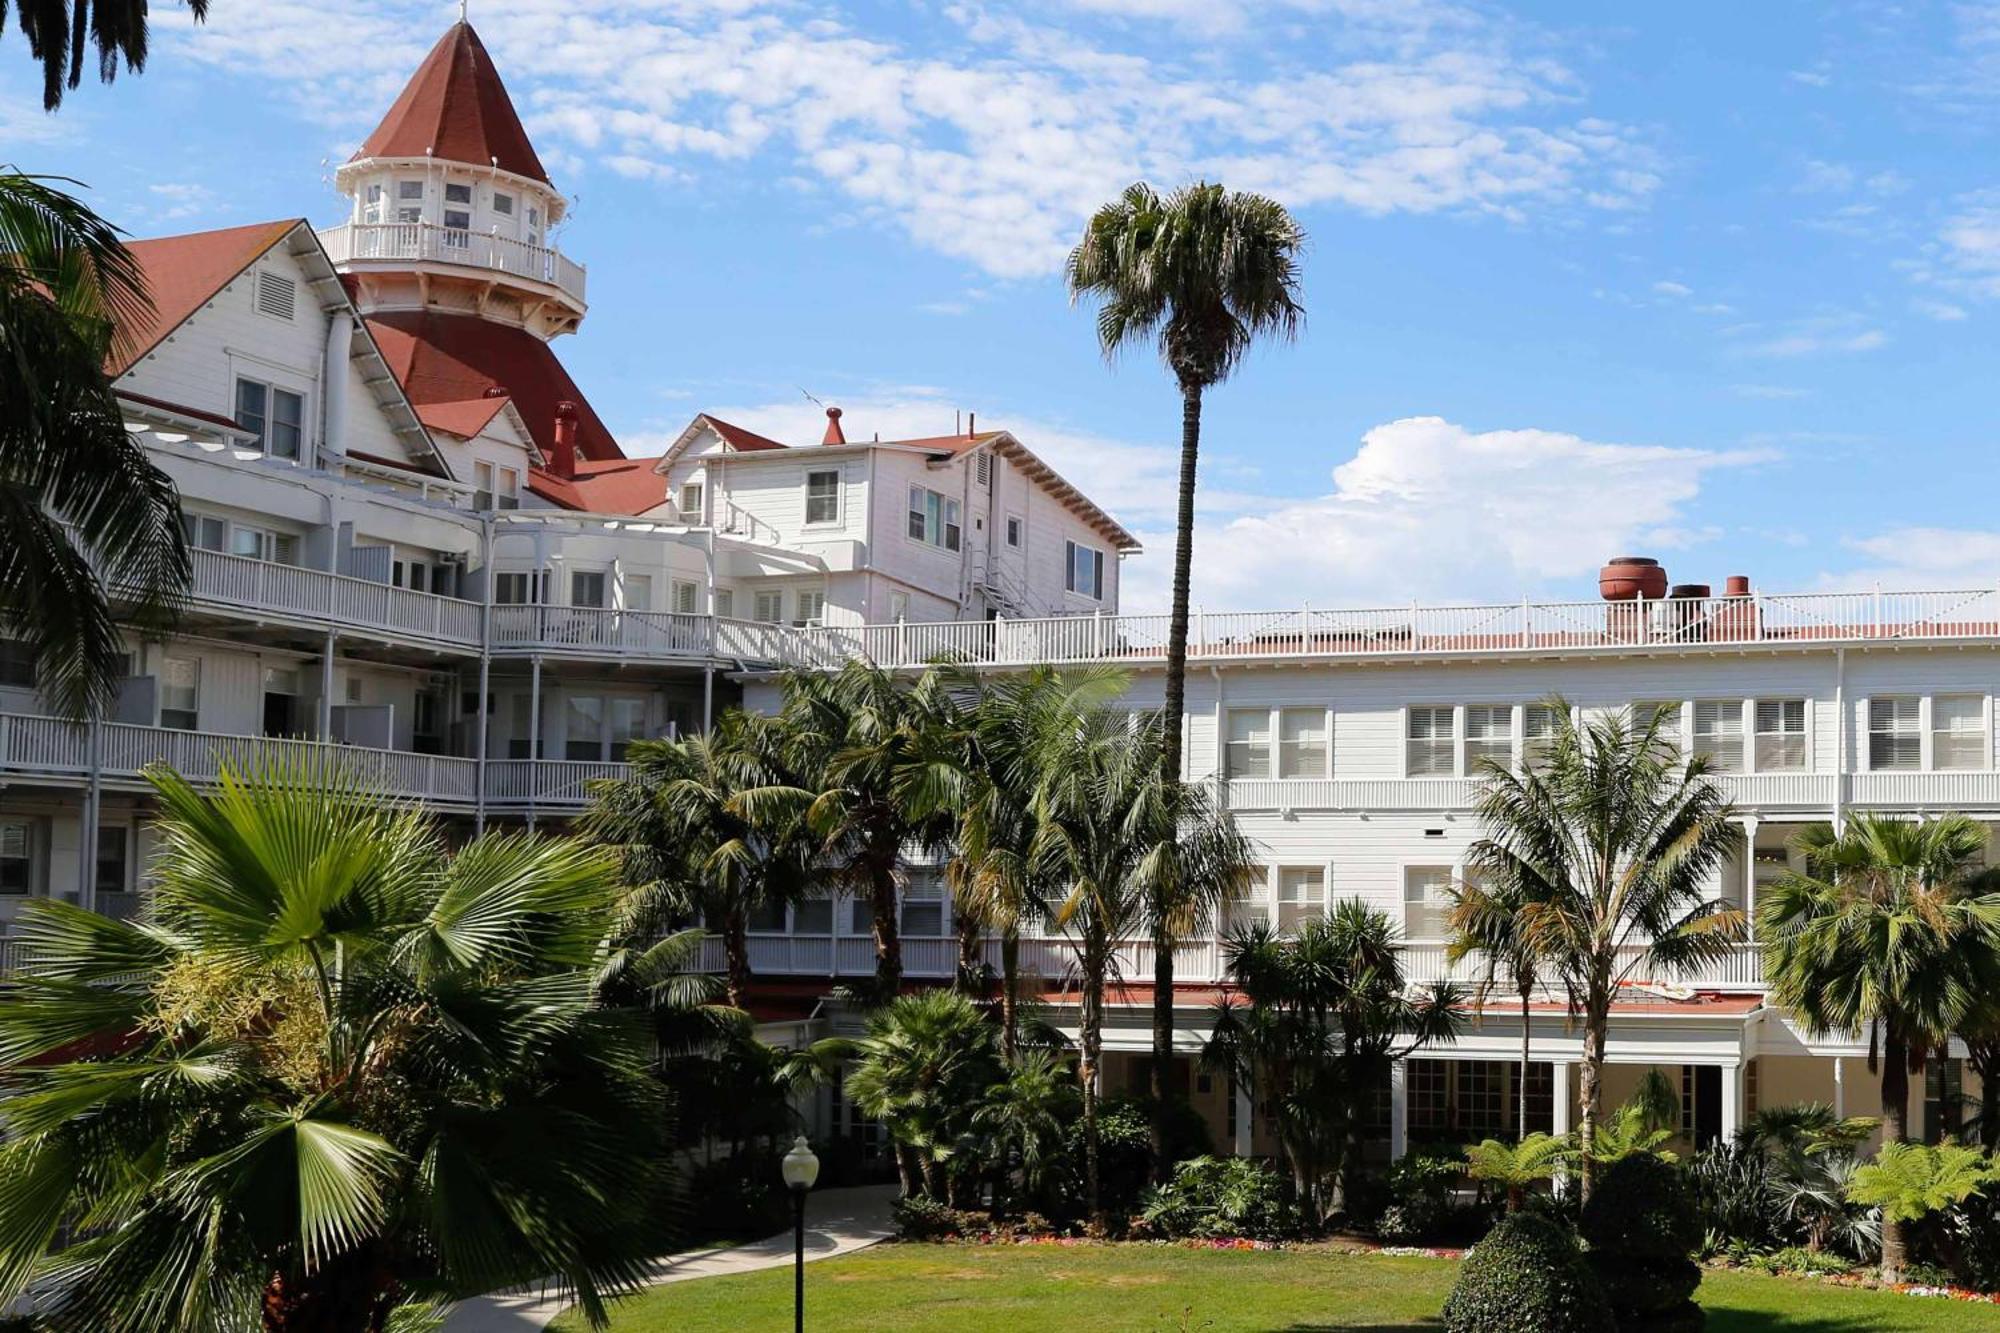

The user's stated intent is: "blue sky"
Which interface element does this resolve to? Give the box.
[11,0,2000,612]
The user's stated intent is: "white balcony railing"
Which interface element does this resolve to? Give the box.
[483,758,628,807]
[0,713,480,804]
[187,548,484,647]
[318,222,587,308]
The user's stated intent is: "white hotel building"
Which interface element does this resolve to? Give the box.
[4,19,1991,1161]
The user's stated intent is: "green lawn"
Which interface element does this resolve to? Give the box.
[548,1243,2000,1332]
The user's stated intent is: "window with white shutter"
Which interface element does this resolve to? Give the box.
[1523,703,1562,773]
[1278,708,1327,778]
[160,657,199,731]
[1933,695,1988,770]
[1754,700,1807,771]
[1692,701,1744,773]
[901,874,945,937]
[255,270,296,321]
[753,590,783,624]
[1463,705,1513,772]
[1403,865,1452,939]
[1406,707,1456,776]
[1869,696,1921,771]
[1226,709,1272,779]
[1634,701,1683,745]
[793,590,826,626]
[1276,866,1326,933]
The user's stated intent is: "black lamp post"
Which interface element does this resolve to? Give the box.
[780,1135,821,1333]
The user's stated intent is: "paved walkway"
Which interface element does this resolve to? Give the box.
[442,1183,899,1332]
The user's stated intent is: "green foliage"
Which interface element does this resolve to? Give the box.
[1463,1134,1566,1211]
[0,757,676,1332]
[972,1049,1081,1206]
[1575,1097,1678,1165]
[1739,1246,1856,1278]
[1847,1141,1998,1223]
[891,1196,981,1241]
[1442,1212,1616,1333]
[1378,1152,1484,1245]
[1206,901,1462,1224]
[1581,1153,1705,1333]
[1063,1098,1157,1220]
[836,990,1002,1200]
[1137,1156,1298,1240]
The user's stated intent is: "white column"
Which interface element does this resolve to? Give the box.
[320,308,352,465]
[1551,1062,1572,1138]
[1720,1062,1741,1143]
[1833,1056,1845,1118]
[1233,1077,1254,1158]
[1740,815,1759,934]
[526,655,543,833]
[1389,1060,1409,1161]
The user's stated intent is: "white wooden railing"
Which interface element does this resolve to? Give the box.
[483,759,627,806]
[187,548,483,646]
[319,222,587,307]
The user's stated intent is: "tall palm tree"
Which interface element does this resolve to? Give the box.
[581,712,814,1009]
[2,171,189,718]
[956,666,1130,1061]
[6,1,209,108]
[1760,812,2000,1282]
[1205,903,1462,1221]
[1447,869,1550,1140]
[745,662,969,999]
[1066,180,1304,1167]
[1026,706,1252,1221]
[1466,698,1742,1201]
[0,756,674,1332]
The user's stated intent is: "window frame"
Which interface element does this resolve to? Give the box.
[159,655,200,731]
[1752,698,1809,773]
[1462,704,1515,775]
[1224,707,1274,780]
[803,468,842,526]
[1065,539,1106,600]
[1405,705,1458,778]
[906,485,961,552]
[1932,694,1990,772]
[569,569,608,610]
[1867,695,1923,772]
[233,375,305,461]
[1401,863,1454,941]
[1274,864,1328,934]
[1691,699,1746,774]
[793,589,827,627]
[0,637,36,690]
[1005,513,1024,548]
[0,817,42,897]
[752,589,784,624]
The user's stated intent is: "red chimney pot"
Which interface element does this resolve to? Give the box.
[550,400,580,480]
[821,406,846,446]
[1725,574,1751,597]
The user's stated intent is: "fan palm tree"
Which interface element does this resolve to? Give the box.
[744,662,969,999]
[1,170,189,718]
[581,712,814,1009]
[1027,705,1253,1221]
[1464,1133,1566,1212]
[1760,811,2000,1281]
[831,989,1001,1201]
[972,1048,1079,1211]
[1067,181,1304,1169]
[1205,903,1462,1221]
[1466,698,1743,1201]
[0,756,674,1332]
[6,1,209,108]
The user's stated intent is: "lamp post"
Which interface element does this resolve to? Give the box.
[781,1135,821,1333]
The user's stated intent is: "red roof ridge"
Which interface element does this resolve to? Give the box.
[700,414,789,453]
[354,22,550,185]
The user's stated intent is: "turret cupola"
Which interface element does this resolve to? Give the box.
[319,22,585,340]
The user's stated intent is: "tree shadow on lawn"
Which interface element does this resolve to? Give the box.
[1278,1313,1936,1333]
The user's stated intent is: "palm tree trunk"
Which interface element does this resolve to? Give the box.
[1000,927,1021,1064]
[261,1244,397,1332]
[724,906,751,1011]
[955,909,983,995]
[1579,1009,1607,1202]
[870,855,902,1000]
[1879,1028,1912,1284]
[1081,956,1106,1225]
[1518,978,1533,1138]
[1150,382,1205,1179]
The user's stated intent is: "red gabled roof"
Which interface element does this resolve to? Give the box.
[364,310,623,463]
[526,456,669,514]
[355,22,549,185]
[111,219,300,376]
[703,415,788,453]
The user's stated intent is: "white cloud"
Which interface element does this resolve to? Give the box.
[167,0,1660,278]
[1652,280,1692,297]
[1914,297,1970,321]
[1735,314,1887,358]
[1731,384,1810,400]
[1823,528,2000,592]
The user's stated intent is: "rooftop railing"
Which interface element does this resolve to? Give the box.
[319,221,587,308]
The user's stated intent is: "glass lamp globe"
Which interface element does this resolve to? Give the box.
[781,1136,821,1191]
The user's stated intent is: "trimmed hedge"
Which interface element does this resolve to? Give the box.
[1581,1154,1704,1333]
[1441,1212,1615,1333]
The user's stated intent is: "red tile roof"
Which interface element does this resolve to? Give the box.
[525,456,669,513]
[704,415,788,453]
[111,219,300,376]
[411,395,512,441]
[363,309,623,463]
[355,22,549,184]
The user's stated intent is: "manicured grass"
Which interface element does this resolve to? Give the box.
[548,1242,2000,1332]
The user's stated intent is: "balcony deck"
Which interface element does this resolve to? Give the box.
[319,222,586,310]
[185,548,484,650]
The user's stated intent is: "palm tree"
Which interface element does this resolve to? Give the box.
[2,171,189,718]
[1067,181,1304,1169]
[581,712,814,1009]
[8,1,209,108]
[1760,812,2000,1281]
[832,989,1001,1201]
[0,756,674,1332]
[1447,869,1551,1140]
[748,662,969,999]
[1464,1133,1566,1212]
[1466,698,1743,1201]
[972,1048,1079,1211]
[1027,706,1252,1221]
[1205,903,1461,1222]
[955,667,1129,1062]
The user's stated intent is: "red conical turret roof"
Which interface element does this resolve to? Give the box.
[354,22,549,185]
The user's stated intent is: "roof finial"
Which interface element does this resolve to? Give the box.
[459,0,468,21]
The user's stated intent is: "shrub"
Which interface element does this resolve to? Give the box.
[1740,1246,1854,1278]
[1687,1141,1778,1251]
[892,1196,988,1240]
[1380,1150,1492,1244]
[1138,1156,1299,1240]
[1441,1212,1615,1333]
[1061,1098,1156,1219]
[1580,1153,1704,1333]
